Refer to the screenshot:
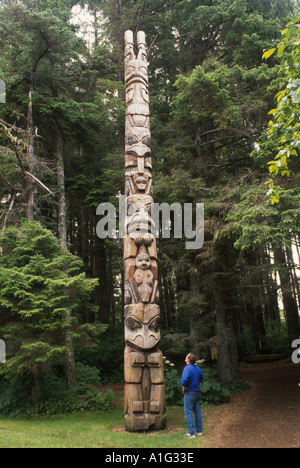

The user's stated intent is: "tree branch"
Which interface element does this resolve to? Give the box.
[148,0,185,17]
[24,170,54,196]
[1,121,53,197]
[0,120,26,173]
[0,171,20,192]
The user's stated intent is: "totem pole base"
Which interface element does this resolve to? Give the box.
[125,407,167,432]
[124,347,167,432]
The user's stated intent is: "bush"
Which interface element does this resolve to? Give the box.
[0,375,32,418]
[200,380,230,405]
[31,386,114,416]
[164,359,183,406]
[0,363,113,418]
[163,358,236,407]
[76,325,125,384]
[75,362,102,386]
[264,320,290,354]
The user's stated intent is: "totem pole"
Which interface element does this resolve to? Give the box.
[123,30,167,432]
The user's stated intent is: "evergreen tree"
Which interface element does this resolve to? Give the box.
[0,220,98,400]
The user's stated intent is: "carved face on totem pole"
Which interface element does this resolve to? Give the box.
[136,252,151,270]
[125,116,151,175]
[125,167,152,196]
[124,304,161,350]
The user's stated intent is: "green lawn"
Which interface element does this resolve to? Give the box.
[0,406,206,448]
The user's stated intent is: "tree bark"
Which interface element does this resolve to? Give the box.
[189,269,201,356]
[26,48,49,220]
[215,282,240,384]
[56,125,76,389]
[65,325,77,390]
[26,79,35,221]
[56,126,67,251]
[274,246,300,344]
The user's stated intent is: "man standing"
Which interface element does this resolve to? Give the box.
[181,353,204,438]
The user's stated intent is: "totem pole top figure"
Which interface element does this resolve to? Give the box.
[124,30,148,68]
[124,31,149,125]
[124,31,152,182]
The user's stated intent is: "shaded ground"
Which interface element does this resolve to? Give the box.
[203,360,300,448]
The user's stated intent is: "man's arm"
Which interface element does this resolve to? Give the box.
[181,367,190,390]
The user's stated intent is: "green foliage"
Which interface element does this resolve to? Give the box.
[0,375,32,417]
[163,359,183,406]
[226,176,300,250]
[0,220,99,390]
[160,333,190,360]
[238,320,290,357]
[0,369,113,418]
[76,325,125,384]
[75,362,102,386]
[200,366,250,405]
[0,361,112,417]
[264,320,290,353]
[163,358,238,407]
[200,380,230,405]
[30,385,114,417]
[263,18,300,202]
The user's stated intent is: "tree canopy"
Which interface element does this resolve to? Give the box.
[0,0,299,410]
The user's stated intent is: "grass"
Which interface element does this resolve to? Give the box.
[0,406,207,448]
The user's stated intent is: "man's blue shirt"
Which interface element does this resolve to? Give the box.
[181,364,204,393]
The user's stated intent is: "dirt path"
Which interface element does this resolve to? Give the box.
[203,360,300,448]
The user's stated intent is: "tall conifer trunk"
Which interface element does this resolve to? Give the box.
[56,125,76,389]
[26,72,35,221]
[215,282,240,384]
[57,126,67,251]
[274,246,300,344]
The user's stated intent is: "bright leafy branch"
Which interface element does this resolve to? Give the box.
[263,18,300,203]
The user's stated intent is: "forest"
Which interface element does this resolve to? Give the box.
[0,0,299,416]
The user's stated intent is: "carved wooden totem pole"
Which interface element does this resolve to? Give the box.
[123,30,167,432]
